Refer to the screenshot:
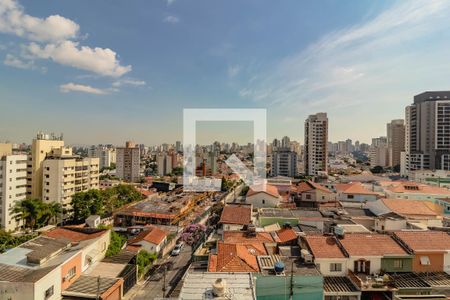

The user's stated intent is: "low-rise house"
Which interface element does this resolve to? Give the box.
[302,235,348,276]
[43,227,110,272]
[219,204,252,231]
[0,236,86,300]
[292,180,336,208]
[381,181,450,201]
[62,275,123,300]
[366,198,443,227]
[337,233,412,275]
[323,276,361,300]
[374,212,408,233]
[335,182,380,202]
[258,208,299,227]
[246,184,282,208]
[127,225,167,253]
[393,231,450,273]
[272,227,298,246]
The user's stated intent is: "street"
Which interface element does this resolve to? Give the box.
[128,245,192,300]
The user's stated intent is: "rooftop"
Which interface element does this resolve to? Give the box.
[338,233,408,257]
[380,199,440,217]
[247,184,280,198]
[62,275,122,298]
[43,227,108,243]
[219,205,252,225]
[295,181,332,194]
[128,225,167,245]
[303,235,346,259]
[324,276,360,294]
[335,182,379,195]
[179,272,256,300]
[394,231,450,252]
[259,208,295,218]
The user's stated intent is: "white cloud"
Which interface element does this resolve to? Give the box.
[60,82,108,95]
[3,53,34,69]
[163,15,179,23]
[27,41,131,77]
[112,78,146,87]
[0,0,79,42]
[227,65,240,78]
[165,0,176,5]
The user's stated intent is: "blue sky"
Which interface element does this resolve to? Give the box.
[1,0,450,145]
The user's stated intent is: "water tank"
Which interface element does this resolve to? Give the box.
[274,261,285,273]
[212,278,227,297]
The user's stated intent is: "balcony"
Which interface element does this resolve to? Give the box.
[348,269,397,293]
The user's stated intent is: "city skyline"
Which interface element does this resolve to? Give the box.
[2,0,450,145]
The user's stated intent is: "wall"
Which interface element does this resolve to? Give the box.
[445,251,450,274]
[374,218,407,232]
[246,193,280,208]
[61,252,82,291]
[316,258,348,276]
[0,282,34,300]
[223,223,244,231]
[34,266,62,300]
[81,231,111,272]
[381,257,413,273]
[255,274,323,300]
[259,216,299,227]
[412,252,444,272]
[339,193,378,202]
[348,256,381,274]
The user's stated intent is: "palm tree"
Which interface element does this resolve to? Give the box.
[12,198,43,230]
[40,202,62,226]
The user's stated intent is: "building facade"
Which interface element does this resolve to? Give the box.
[42,147,99,217]
[403,91,450,174]
[88,145,116,170]
[387,119,405,167]
[116,141,140,182]
[271,149,297,177]
[304,113,328,176]
[28,132,65,199]
[0,145,27,231]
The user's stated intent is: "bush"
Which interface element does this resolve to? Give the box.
[0,230,36,253]
[105,231,127,257]
[137,250,158,276]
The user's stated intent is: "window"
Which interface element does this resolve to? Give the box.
[262,199,265,204]
[347,194,354,199]
[44,286,54,299]
[330,263,342,272]
[305,194,311,200]
[66,266,76,279]
[393,259,403,269]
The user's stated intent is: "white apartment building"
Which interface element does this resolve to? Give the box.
[116,141,140,182]
[42,147,99,217]
[156,153,173,176]
[271,149,297,177]
[304,112,328,176]
[88,145,116,169]
[0,144,27,231]
[404,91,450,173]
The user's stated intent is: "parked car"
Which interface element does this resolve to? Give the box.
[171,242,183,256]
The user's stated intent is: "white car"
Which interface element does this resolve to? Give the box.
[171,243,183,256]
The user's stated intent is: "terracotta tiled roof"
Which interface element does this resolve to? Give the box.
[125,244,142,252]
[394,231,450,252]
[304,235,345,259]
[223,231,274,244]
[296,181,332,193]
[338,233,408,256]
[335,182,379,195]
[275,228,297,243]
[247,184,280,198]
[385,181,450,195]
[128,226,167,245]
[44,227,107,243]
[208,242,263,272]
[219,205,252,225]
[381,198,439,217]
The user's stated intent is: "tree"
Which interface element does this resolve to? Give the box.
[181,223,206,246]
[12,199,61,230]
[137,250,158,276]
[71,189,104,222]
[370,165,385,174]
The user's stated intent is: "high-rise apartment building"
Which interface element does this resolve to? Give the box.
[88,145,116,169]
[42,147,99,217]
[304,113,328,176]
[116,141,141,182]
[28,132,64,199]
[156,153,173,176]
[403,91,450,173]
[387,119,405,167]
[0,144,27,231]
[271,149,297,177]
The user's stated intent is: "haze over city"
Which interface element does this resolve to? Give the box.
[2,0,450,145]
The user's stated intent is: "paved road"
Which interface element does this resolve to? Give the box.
[130,245,192,300]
